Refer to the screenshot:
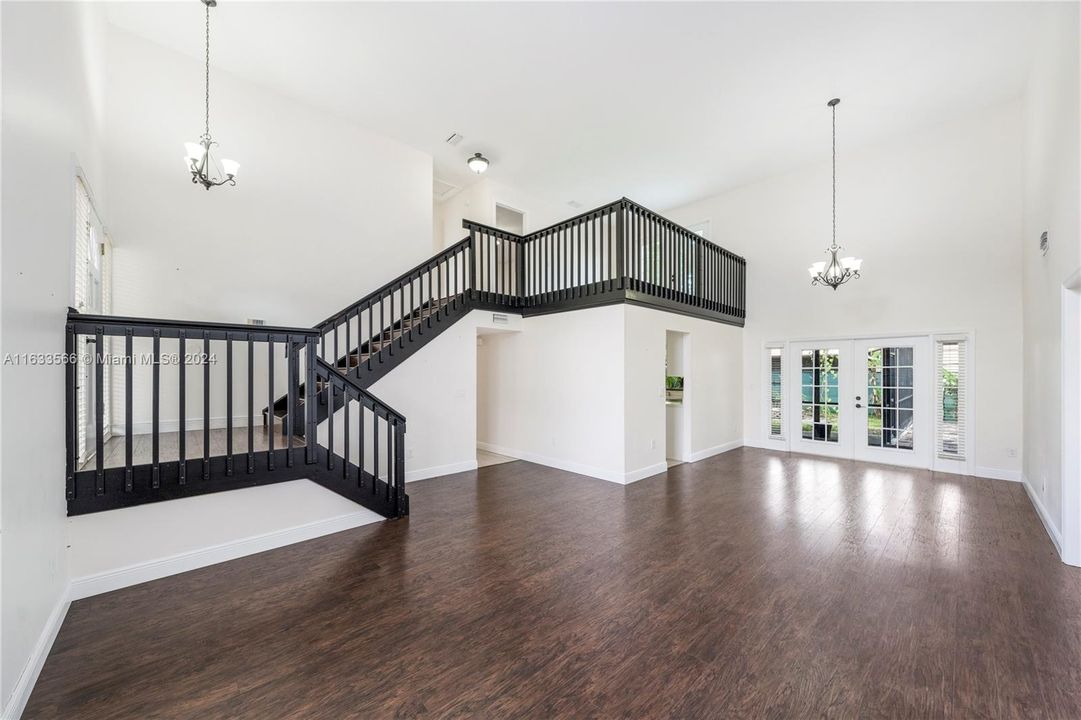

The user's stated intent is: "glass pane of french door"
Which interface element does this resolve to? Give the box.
[865,346,914,450]
[790,341,854,459]
[800,348,841,443]
[854,337,932,468]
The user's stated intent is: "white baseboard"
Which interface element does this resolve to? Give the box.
[688,439,743,462]
[1023,475,1063,556]
[479,442,673,485]
[624,462,669,484]
[68,510,379,601]
[478,441,635,484]
[974,466,1022,482]
[405,459,478,482]
[2,587,71,720]
[112,414,253,436]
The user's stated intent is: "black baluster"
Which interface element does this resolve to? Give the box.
[178,330,186,485]
[124,329,133,492]
[226,334,233,476]
[267,339,274,470]
[327,384,335,471]
[203,331,210,481]
[152,329,160,487]
[94,326,104,496]
[247,333,254,473]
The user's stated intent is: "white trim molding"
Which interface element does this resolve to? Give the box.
[405,459,478,483]
[1023,475,1063,556]
[688,439,743,462]
[973,466,1022,483]
[2,589,71,720]
[68,510,379,601]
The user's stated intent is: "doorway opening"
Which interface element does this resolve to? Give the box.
[665,330,689,467]
[786,335,940,469]
[495,204,525,235]
[476,329,516,469]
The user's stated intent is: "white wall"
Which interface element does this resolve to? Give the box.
[1020,3,1081,545]
[477,304,743,483]
[434,177,571,250]
[477,305,629,482]
[0,2,107,713]
[665,101,1025,479]
[625,306,744,476]
[95,23,436,442]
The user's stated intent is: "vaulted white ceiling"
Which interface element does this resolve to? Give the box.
[106,1,1044,211]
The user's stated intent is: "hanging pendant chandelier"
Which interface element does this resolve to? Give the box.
[184,0,239,190]
[808,98,861,290]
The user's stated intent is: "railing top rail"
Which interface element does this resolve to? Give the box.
[519,199,623,238]
[463,198,745,264]
[461,220,525,243]
[618,198,747,263]
[67,309,320,337]
[315,237,472,331]
[314,357,407,423]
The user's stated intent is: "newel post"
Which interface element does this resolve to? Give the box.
[616,200,627,289]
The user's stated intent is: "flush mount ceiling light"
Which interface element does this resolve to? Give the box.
[467,152,490,174]
[184,0,239,190]
[808,98,862,290]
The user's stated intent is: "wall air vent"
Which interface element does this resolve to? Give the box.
[492,313,509,325]
[247,318,265,326]
[1040,231,1049,255]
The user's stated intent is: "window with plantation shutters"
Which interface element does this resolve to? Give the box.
[935,339,967,460]
[768,346,783,438]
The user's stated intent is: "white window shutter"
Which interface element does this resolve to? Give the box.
[935,340,967,460]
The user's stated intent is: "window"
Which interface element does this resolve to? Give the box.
[74,175,113,465]
[936,339,967,460]
[768,347,783,438]
[801,348,840,442]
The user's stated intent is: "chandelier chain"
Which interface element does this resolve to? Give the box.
[203,1,211,140]
[831,100,837,250]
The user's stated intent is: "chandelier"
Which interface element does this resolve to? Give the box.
[184,0,239,190]
[808,98,861,290]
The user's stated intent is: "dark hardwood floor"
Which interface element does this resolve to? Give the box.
[25,448,1081,719]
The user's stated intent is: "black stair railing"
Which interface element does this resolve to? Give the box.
[65,310,325,514]
[312,358,407,517]
[65,311,408,518]
[314,238,473,375]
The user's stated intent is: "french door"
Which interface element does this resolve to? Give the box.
[788,337,933,468]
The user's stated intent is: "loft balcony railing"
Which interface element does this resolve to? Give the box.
[464,197,746,325]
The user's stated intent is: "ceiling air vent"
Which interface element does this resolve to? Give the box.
[445,132,464,146]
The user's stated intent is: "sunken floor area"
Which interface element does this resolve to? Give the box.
[26,448,1081,718]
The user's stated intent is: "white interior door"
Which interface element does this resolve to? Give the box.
[853,337,933,468]
[789,341,854,459]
